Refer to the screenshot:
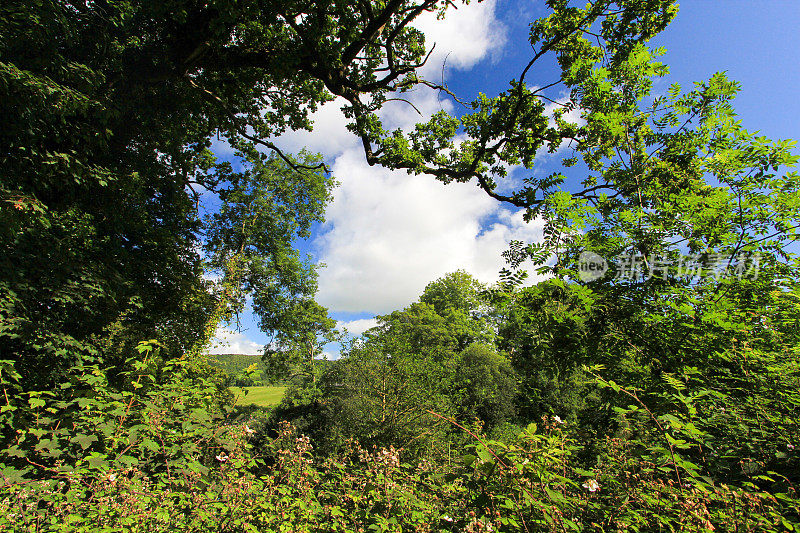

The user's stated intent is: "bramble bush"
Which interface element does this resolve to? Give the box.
[1,341,798,532]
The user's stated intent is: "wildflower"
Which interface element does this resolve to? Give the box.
[788,444,795,450]
[466,517,494,532]
[553,415,564,425]
[216,453,229,463]
[107,473,117,482]
[582,479,600,492]
[441,515,453,522]
[243,425,255,435]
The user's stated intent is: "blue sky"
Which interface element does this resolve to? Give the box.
[208,0,800,356]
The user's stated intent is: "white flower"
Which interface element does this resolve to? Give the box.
[553,415,564,425]
[215,453,229,463]
[441,515,453,522]
[107,473,117,482]
[243,425,255,435]
[582,479,600,492]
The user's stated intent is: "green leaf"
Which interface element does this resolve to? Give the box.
[70,434,98,450]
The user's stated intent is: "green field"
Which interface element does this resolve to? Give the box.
[229,386,287,407]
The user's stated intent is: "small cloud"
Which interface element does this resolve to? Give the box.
[338,318,379,336]
[207,326,263,355]
[536,97,586,158]
[274,97,360,157]
[414,0,507,78]
[210,136,237,160]
[319,350,339,361]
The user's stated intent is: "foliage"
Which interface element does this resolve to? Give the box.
[454,343,518,433]
[3,392,798,532]
[211,354,273,387]
[204,152,334,345]
[319,324,456,456]
[420,270,497,348]
[0,0,336,389]
[494,279,597,423]
[262,299,340,386]
[305,277,519,456]
[3,0,800,531]
[0,342,232,482]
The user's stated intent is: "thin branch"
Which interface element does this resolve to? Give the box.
[384,97,423,115]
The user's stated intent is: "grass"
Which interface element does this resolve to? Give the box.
[229,386,287,407]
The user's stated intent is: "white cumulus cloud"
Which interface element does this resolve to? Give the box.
[314,149,545,314]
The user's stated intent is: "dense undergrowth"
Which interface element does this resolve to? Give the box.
[1,339,798,532]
